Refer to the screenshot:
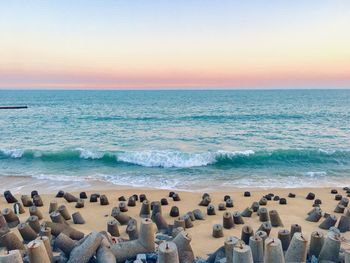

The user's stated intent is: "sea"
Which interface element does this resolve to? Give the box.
[1,89,350,191]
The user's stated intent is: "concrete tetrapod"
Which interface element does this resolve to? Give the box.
[50,211,65,224]
[0,231,25,251]
[172,227,184,238]
[63,192,78,203]
[338,215,350,233]
[183,214,193,229]
[318,231,341,263]
[158,241,180,263]
[27,215,41,233]
[126,219,138,240]
[249,234,264,263]
[21,195,33,207]
[96,234,116,263]
[264,237,285,263]
[186,211,195,222]
[58,205,71,220]
[308,231,324,259]
[251,202,259,212]
[241,225,254,245]
[111,207,131,225]
[212,224,224,238]
[72,212,85,224]
[42,221,84,240]
[284,232,308,263]
[241,207,253,217]
[154,212,169,232]
[100,195,109,206]
[192,209,205,220]
[174,217,186,229]
[233,211,244,224]
[54,232,77,256]
[37,236,53,262]
[319,214,337,230]
[173,231,195,263]
[67,231,103,263]
[223,212,234,229]
[18,223,37,242]
[306,207,322,222]
[258,208,269,222]
[290,224,302,237]
[233,240,254,263]
[151,201,162,221]
[118,202,128,212]
[48,200,58,214]
[225,236,239,263]
[13,202,25,214]
[139,200,151,218]
[255,230,268,244]
[33,195,44,207]
[75,199,84,208]
[27,239,51,263]
[277,229,290,252]
[345,249,350,263]
[39,226,51,239]
[29,206,43,220]
[269,210,283,227]
[107,219,120,237]
[0,249,23,263]
[128,196,136,207]
[2,208,20,228]
[110,218,155,263]
[258,222,271,236]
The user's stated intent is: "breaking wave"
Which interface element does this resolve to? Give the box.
[0,148,349,168]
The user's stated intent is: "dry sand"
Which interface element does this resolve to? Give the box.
[1,184,350,258]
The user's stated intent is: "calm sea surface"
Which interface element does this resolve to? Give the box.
[1,89,350,190]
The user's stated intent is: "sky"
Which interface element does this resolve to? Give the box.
[0,1,350,89]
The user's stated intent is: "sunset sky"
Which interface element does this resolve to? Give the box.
[1,1,350,89]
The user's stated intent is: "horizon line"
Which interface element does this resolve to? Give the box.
[1,86,350,91]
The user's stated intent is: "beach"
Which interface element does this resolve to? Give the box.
[2,180,350,259]
[2,0,350,260]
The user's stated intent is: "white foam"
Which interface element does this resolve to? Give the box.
[32,173,87,182]
[304,171,327,177]
[2,168,348,192]
[117,150,213,168]
[117,150,255,168]
[216,149,255,157]
[318,149,336,155]
[76,148,104,159]
[318,148,350,155]
[0,148,24,158]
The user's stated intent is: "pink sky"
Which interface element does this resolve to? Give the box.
[1,1,350,89]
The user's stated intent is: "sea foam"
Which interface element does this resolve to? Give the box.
[1,147,349,168]
[117,150,253,168]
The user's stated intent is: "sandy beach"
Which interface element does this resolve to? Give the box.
[2,0,350,261]
[2,180,350,259]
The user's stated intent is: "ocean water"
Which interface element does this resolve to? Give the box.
[1,89,350,190]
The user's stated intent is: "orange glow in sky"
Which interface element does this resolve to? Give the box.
[1,1,350,89]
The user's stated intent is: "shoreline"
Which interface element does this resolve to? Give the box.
[0,174,348,194]
[1,176,350,258]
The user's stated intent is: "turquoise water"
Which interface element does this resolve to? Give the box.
[1,89,350,190]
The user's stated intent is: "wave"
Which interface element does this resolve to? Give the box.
[78,113,328,123]
[0,148,349,168]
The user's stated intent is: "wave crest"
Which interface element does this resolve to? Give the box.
[0,148,349,168]
[117,150,253,168]
[0,149,24,158]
